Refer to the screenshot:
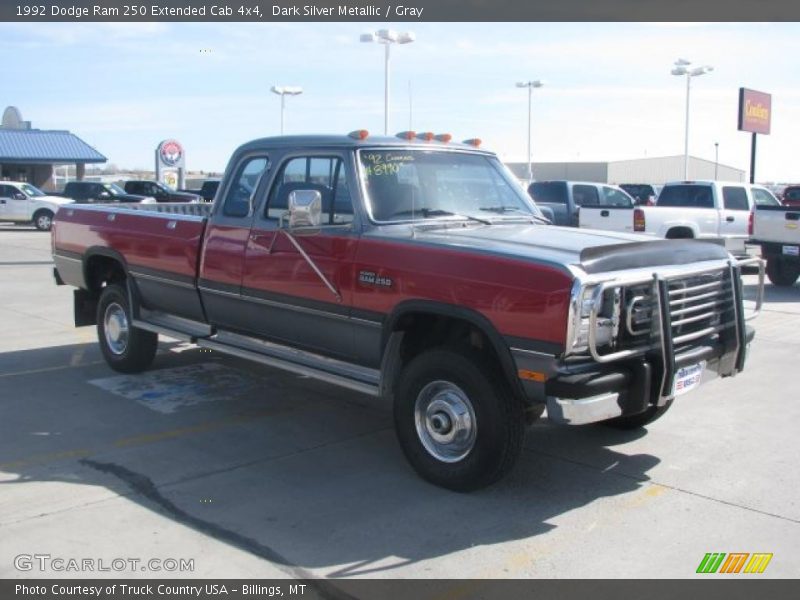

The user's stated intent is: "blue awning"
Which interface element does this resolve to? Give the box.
[0,129,106,163]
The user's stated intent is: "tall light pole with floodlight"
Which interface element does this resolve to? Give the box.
[360,29,415,135]
[516,80,544,183]
[671,59,713,180]
[270,86,303,135]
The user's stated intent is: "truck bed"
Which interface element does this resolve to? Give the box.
[752,205,800,246]
[53,203,212,321]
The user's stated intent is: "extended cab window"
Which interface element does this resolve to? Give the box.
[266,156,354,225]
[722,186,749,211]
[657,185,714,209]
[601,186,633,207]
[572,185,599,206]
[222,156,269,217]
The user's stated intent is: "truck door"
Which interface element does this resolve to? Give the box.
[720,185,750,254]
[580,186,633,231]
[240,154,358,360]
[0,185,13,220]
[3,185,31,220]
[198,155,271,331]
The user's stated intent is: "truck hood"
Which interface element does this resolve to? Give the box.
[409,222,729,274]
[37,195,74,206]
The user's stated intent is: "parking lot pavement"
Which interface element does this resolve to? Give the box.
[1,225,798,580]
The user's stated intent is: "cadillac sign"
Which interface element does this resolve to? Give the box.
[738,88,771,135]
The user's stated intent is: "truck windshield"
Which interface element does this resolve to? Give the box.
[657,185,714,209]
[103,184,127,196]
[19,184,46,197]
[359,149,540,222]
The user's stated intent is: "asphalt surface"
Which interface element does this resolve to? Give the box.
[0,224,798,580]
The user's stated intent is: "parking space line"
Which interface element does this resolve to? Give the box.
[0,360,105,379]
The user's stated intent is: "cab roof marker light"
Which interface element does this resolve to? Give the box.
[396,131,416,140]
[348,130,369,140]
[463,138,482,147]
[435,133,452,143]
[417,132,435,141]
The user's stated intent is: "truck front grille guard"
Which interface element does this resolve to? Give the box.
[583,257,764,366]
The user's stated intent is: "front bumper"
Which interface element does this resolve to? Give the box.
[544,327,754,425]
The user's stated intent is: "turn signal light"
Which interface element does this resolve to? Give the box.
[348,129,369,140]
[633,207,646,232]
[748,210,754,236]
[463,138,482,147]
[396,131,416,140]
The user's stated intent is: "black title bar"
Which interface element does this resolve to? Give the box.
[3,0,800,21]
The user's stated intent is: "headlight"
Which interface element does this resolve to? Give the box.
[568,283,621,353]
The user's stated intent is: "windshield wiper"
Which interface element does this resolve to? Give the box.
[392,208,492,225]
[479,206,551,224]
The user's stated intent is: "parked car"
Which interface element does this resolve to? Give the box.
[580,181,781,258]
[123,180,201,203]
[0,181,73,231]
[61,181,154,204]
[179,179,220,202]
[780,185,800,207]
[750,205,800,286]
[52,132,763,491]
[619,183,662,206]
[527,180,634,228]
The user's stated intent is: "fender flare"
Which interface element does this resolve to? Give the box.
[378,299,530,405]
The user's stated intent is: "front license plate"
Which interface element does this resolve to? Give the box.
[672,362,705,397]
[782,245,799,256]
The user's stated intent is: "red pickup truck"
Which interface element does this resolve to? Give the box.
[52,132,764,491]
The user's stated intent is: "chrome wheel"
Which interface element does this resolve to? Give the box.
[414,380,477,463]
[103,302,129,355]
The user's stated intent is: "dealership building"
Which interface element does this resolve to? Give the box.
[0,106,106,190]
[506,155,746,184]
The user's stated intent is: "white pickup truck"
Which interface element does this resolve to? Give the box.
[0,181,75,231]
[580,181,781,259]
[750,205,800,286]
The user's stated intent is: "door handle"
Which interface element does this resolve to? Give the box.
[601,210,609,217]
[726,216,735,222]
[0,199,6,204]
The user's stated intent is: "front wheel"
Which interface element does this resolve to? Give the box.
[393,348,525,492]
[97,283,158,373]
[766,256,800,287]
[33,209,54,231]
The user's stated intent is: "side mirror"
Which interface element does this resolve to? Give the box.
[13,193,26,201]
[99,191,111,199]
[285,190,322,230]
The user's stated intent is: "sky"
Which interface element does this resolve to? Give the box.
[1,22,798,181]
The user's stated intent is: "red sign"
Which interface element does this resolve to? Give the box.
[738,88,771,135]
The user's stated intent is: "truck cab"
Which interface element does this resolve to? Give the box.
[530,180,634,229]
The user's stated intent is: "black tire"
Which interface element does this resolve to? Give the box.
[96,283,158,373]
[602,400,673,430]
[393,348,525,492]
[33,209,54,231]
[766,257,800,287]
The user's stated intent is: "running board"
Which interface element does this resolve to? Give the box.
[135,309,212,341]
[197,338,381,397]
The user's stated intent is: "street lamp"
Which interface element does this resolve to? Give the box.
[360,29,415,135]
[714,142,719,180]
[516,80,544,184]
[671,59,713,180]
[270,85,303,135]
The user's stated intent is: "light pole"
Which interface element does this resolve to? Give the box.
[360,29,415,135]
[270,86,303,135]
[714,142,719,180]
[516,80,544,184]
[671,59,713,180]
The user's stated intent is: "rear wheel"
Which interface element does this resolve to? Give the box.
[33,209,54,231]
[97,284,158,373]
[766,256,800,287]
[393,348,525,492]
[602,400,673,430]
